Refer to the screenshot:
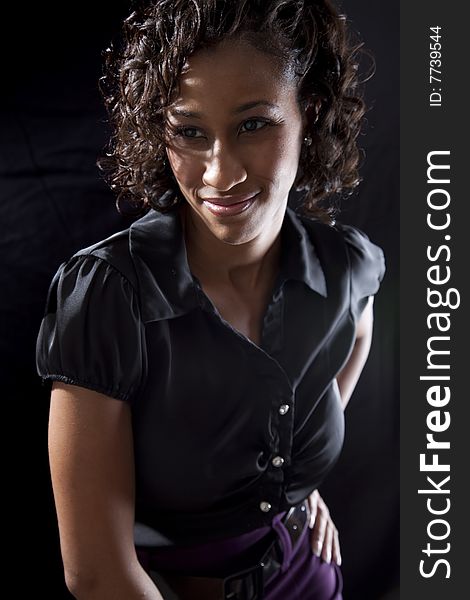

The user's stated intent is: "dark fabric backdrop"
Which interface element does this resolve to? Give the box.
[1,2,398,597]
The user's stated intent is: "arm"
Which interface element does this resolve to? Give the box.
[336,296,375,410]
[49,381,164,599]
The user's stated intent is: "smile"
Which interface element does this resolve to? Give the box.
[201,193,259,217]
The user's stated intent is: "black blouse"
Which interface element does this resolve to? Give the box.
[36,206,385,546]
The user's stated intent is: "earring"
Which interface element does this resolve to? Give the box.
[303,135,312,146]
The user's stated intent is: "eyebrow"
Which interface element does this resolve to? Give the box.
[168,100,279,119]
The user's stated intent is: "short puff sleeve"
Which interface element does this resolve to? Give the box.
[336,223,386,322]
[36,254,145,404]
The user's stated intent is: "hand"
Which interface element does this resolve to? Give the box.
[307,489,341,565]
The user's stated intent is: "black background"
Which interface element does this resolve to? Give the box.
[1,1,399,597]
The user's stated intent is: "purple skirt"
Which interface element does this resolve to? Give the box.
[136,511,343,599]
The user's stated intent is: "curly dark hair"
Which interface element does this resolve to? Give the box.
[97,0,370,223]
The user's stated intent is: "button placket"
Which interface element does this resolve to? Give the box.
[248,333,292,518]
[276,388,295,482]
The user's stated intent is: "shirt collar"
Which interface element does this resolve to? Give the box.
[129,204,327,324]
[278,207,328,298]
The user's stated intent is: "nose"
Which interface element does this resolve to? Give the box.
[202,141,248,191]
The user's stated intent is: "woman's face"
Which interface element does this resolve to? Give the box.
[165,38,306,246]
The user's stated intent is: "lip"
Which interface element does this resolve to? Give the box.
[201,192,259,217]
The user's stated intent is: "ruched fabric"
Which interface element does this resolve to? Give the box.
[36,254,145,404]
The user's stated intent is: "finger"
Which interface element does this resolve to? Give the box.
[331,527,342,566]
[321,523,334,564]
[315,494,330,531]
[310,506,328,556]
[308,491,319,528]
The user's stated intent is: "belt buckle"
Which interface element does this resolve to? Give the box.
[223,561,264,600]
[223,500,310,599]
[283,499,310,547]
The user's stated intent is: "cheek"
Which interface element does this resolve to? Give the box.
[166,147,202,190]
[251,133,302,180]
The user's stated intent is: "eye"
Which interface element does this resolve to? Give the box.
[170,118,272,141]
[240,119,270,133]
[174,127,204,139]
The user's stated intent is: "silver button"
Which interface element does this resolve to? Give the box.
[260,501,272,513]
[279,404,290,415]
[272,456,285,468]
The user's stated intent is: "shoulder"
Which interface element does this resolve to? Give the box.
[295,212,386,300]
[294,212,351,274]
[41,223,141,330]
[66,225,138,291]
[297,214,382,259]
[333,222,386,291]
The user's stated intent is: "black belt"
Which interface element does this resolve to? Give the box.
[150,499,311,600]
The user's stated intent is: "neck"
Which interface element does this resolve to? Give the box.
[181,205,284,293]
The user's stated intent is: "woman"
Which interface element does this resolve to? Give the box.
[36,1,385,598]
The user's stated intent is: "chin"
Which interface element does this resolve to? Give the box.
[211,225,257,246]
